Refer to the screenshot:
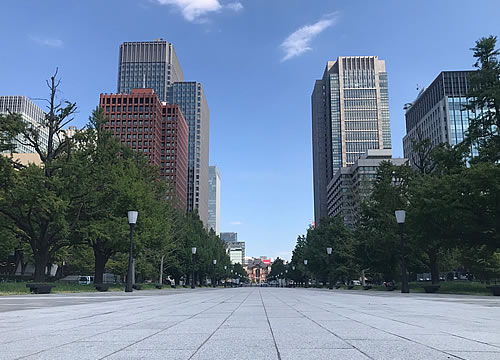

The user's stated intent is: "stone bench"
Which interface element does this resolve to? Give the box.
[132,284,142,290]
[363,285,372,290]
[486,285,500,296]
[155,284,163,289]
[26,283,55,294]
[423,285,440,293]
[94,284,109,292]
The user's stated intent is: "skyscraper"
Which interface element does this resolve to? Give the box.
[100,88,189,210]
[208,165,221,235]
[403,71,473,164]
[117,40,184,102]
[0,96,49,153]
[167,82,209,226]
[312,56,391,224]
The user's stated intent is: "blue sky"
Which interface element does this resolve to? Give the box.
[1,0,499,261]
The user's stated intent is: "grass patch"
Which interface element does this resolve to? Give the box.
[0,282,179,295]
[368,281,493,295]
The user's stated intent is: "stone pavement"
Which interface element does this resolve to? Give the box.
[0,287,499,359]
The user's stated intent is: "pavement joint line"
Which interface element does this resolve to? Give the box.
[266,290,375,360]
[186,289,254,360]
[280,291,469,360]
[13,293,210,359]
[101,290,248,360]
[258,288,282,360]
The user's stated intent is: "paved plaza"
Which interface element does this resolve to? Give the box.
[0,288,499,359]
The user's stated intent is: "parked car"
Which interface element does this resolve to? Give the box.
[78,276,94,285]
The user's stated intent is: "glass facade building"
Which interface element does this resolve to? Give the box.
[312,56,391,224]
[117,40,184,102]
[167,82,210,226]
[403,71,474,163]
[0,96,48,154]
[208,165,221,235]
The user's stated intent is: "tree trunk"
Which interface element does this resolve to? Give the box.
[33,251,49,282]
[429,250,440,285]
[94,249,110,285]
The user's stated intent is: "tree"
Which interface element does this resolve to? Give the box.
[69,108,175,284]
[0,72,78,281]
[463,35,500,163]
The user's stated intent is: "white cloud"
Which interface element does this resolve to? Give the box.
[157,0,240,21]
[226,2,243,12]
[230,221,242,225]
[30,36,63,47]
[280,13,339,62]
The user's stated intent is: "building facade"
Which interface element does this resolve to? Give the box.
[403,71,474,164]
[208,165,221,235]
[167,82,210,227]
[312,56,391,224]
[100,88,188,210]
[117,40,184,102]
[220,232,237,243]
[327,149,407,228]
[0,96,49,153]
[227,241,245,265]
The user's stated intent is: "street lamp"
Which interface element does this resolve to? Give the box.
[304,259,308,288]
[230,269,234,287]
[213,259,217,288]
[327,247,333,290]
[224,265,227,288]
[191,247,197,289]
[126,211,138,293]
[395,210,409,294]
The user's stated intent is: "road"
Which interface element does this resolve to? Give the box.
[0,287,499,359]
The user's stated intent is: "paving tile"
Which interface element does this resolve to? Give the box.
[279,348,371,360]
[448,351,500,360]
[346,340,461,360]
[105,349,195,359]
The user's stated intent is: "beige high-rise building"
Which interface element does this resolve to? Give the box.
[312,56,391,224]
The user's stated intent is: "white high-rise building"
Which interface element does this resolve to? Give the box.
[208,166,220,235]
[0,96,48,153]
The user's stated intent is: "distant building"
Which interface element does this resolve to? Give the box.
[1,153,42,167]
[227,241,245,265]
[208,166,221,235]
[117,40,184,102]
[220,232,237,243]
[245,257,271,284]
[327,149,407,228]
[403,71,474,164]
[100,88,189,210]
[167,82,210,227]
[0,96,48,153]
[312,56,391,225]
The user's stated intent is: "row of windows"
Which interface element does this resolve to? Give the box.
[345,121,379,131]
[103,97,154,105]
[344,99,377,109]
[344,89,376,99]
[345,131,379,141]
[344,110,378,121]
[345,141,379,153]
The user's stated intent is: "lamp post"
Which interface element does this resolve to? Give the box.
[126,211,138,293]
[212,259,217,288]
[304,259,308,288]
[224,265,227,288]
[191,247,197,289]
[395,210,409,294]
[327,247,333,290]
[292,266,296,287]
[285,269,288,287]
[230,269,234,287]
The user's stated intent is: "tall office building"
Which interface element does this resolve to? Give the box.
[100,88,189,210]
[0,96,49,153]
[312,56,391,224]
[117,40,184,102]
[167,82,210,226]
[403,71,473,164]
[208,165,221,235]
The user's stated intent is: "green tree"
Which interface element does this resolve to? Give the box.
[463,35,500,163]
[0,72,78,281]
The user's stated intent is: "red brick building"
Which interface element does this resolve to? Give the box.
[100,88,188,210]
